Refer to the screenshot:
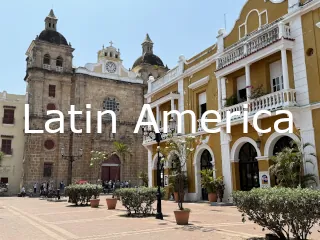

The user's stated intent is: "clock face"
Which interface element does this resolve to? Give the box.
[106,61,116,73]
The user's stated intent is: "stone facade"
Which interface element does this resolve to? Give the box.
[0,91,26,194]
[23,10,167,188]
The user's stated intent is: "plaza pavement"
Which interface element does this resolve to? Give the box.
[0,195,319,240]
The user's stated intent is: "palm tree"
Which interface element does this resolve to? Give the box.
[113,141,131,162]
[269,141,317,188]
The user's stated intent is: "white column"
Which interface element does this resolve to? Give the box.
[281,49,290,90]
[245,64,251,100]
[171,99,174,111]
[293,109,319,186]
[221,77,227,107]
[147,149,153,187]
[156,105,160,127]
[220,130,233,202]
[217,77,222,109]
[178,79,185,134]
[300,128,319,185]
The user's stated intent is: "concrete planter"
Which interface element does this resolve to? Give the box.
[106,198,117,210]
[90,199,100,208]
[208,193,217,202]
[174,210,190,225]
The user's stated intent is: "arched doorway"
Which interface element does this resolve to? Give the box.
[101,154,121,182]
[273,136,294,155]
[239,143,260,191]
[200,150,213,200]
[272,136,294,185]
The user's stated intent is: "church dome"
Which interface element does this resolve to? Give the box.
[132,53,164,69]
[38,29,68,46]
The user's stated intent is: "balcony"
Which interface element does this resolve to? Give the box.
[43,64,51,70]
[56,66,63,72]
[143,127,172,144]
[149,64,183,93]
[217,20,292,70]
[220,89,297,122]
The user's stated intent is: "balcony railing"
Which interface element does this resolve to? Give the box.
[220,89,297,122]
[143,127,174,144]
[56,66,63,72]
[197,119,208,132]
[43,64,51,70]
[150,65,183,92]
[217,20,292,70]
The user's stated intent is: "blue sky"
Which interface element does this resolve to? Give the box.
[0,0,246,94]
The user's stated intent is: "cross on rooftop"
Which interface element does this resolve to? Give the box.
[109,41,114,47]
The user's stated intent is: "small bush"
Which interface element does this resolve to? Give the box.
[233,187,320,240]
[65,184,103,206]
[115,187,165,216]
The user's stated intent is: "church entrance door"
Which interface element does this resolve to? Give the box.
[101,155,121,182]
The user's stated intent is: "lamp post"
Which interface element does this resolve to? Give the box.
[142,118,176,220]
[61,147,83,185]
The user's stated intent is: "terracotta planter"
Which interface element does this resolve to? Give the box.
[174,192,185,202]
[106,198,117,210]
[208,192,217,202]
[174,210,190,225]
[90,199,100,208]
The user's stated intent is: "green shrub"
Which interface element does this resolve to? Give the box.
[233,187,320,240]
[115,187,165,216]
[65,184,103,206]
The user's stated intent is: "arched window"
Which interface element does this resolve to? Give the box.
[103,97,120,113]
[43,54,51,65]
[56,56,63,67]
[110,52,113,58]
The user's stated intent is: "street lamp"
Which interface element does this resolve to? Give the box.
[142,118,176,220]
[61,146,83,185]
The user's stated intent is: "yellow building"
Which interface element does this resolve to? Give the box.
[143,0,320,202]
[0,91,26,194]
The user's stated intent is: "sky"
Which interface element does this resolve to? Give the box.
[0,0,247,95]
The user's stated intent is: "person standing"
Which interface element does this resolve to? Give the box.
[21,186,26,197]
[59,181,65,193]
[33,182,37,194]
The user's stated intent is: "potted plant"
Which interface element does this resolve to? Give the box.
[164,136,195,225]
[90,151,108,208]
[200,169,217,202]
[170,174,188,202]
[106,190,118,209]
[90,185,102,208]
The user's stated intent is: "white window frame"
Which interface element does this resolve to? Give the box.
[269,60,284,92]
